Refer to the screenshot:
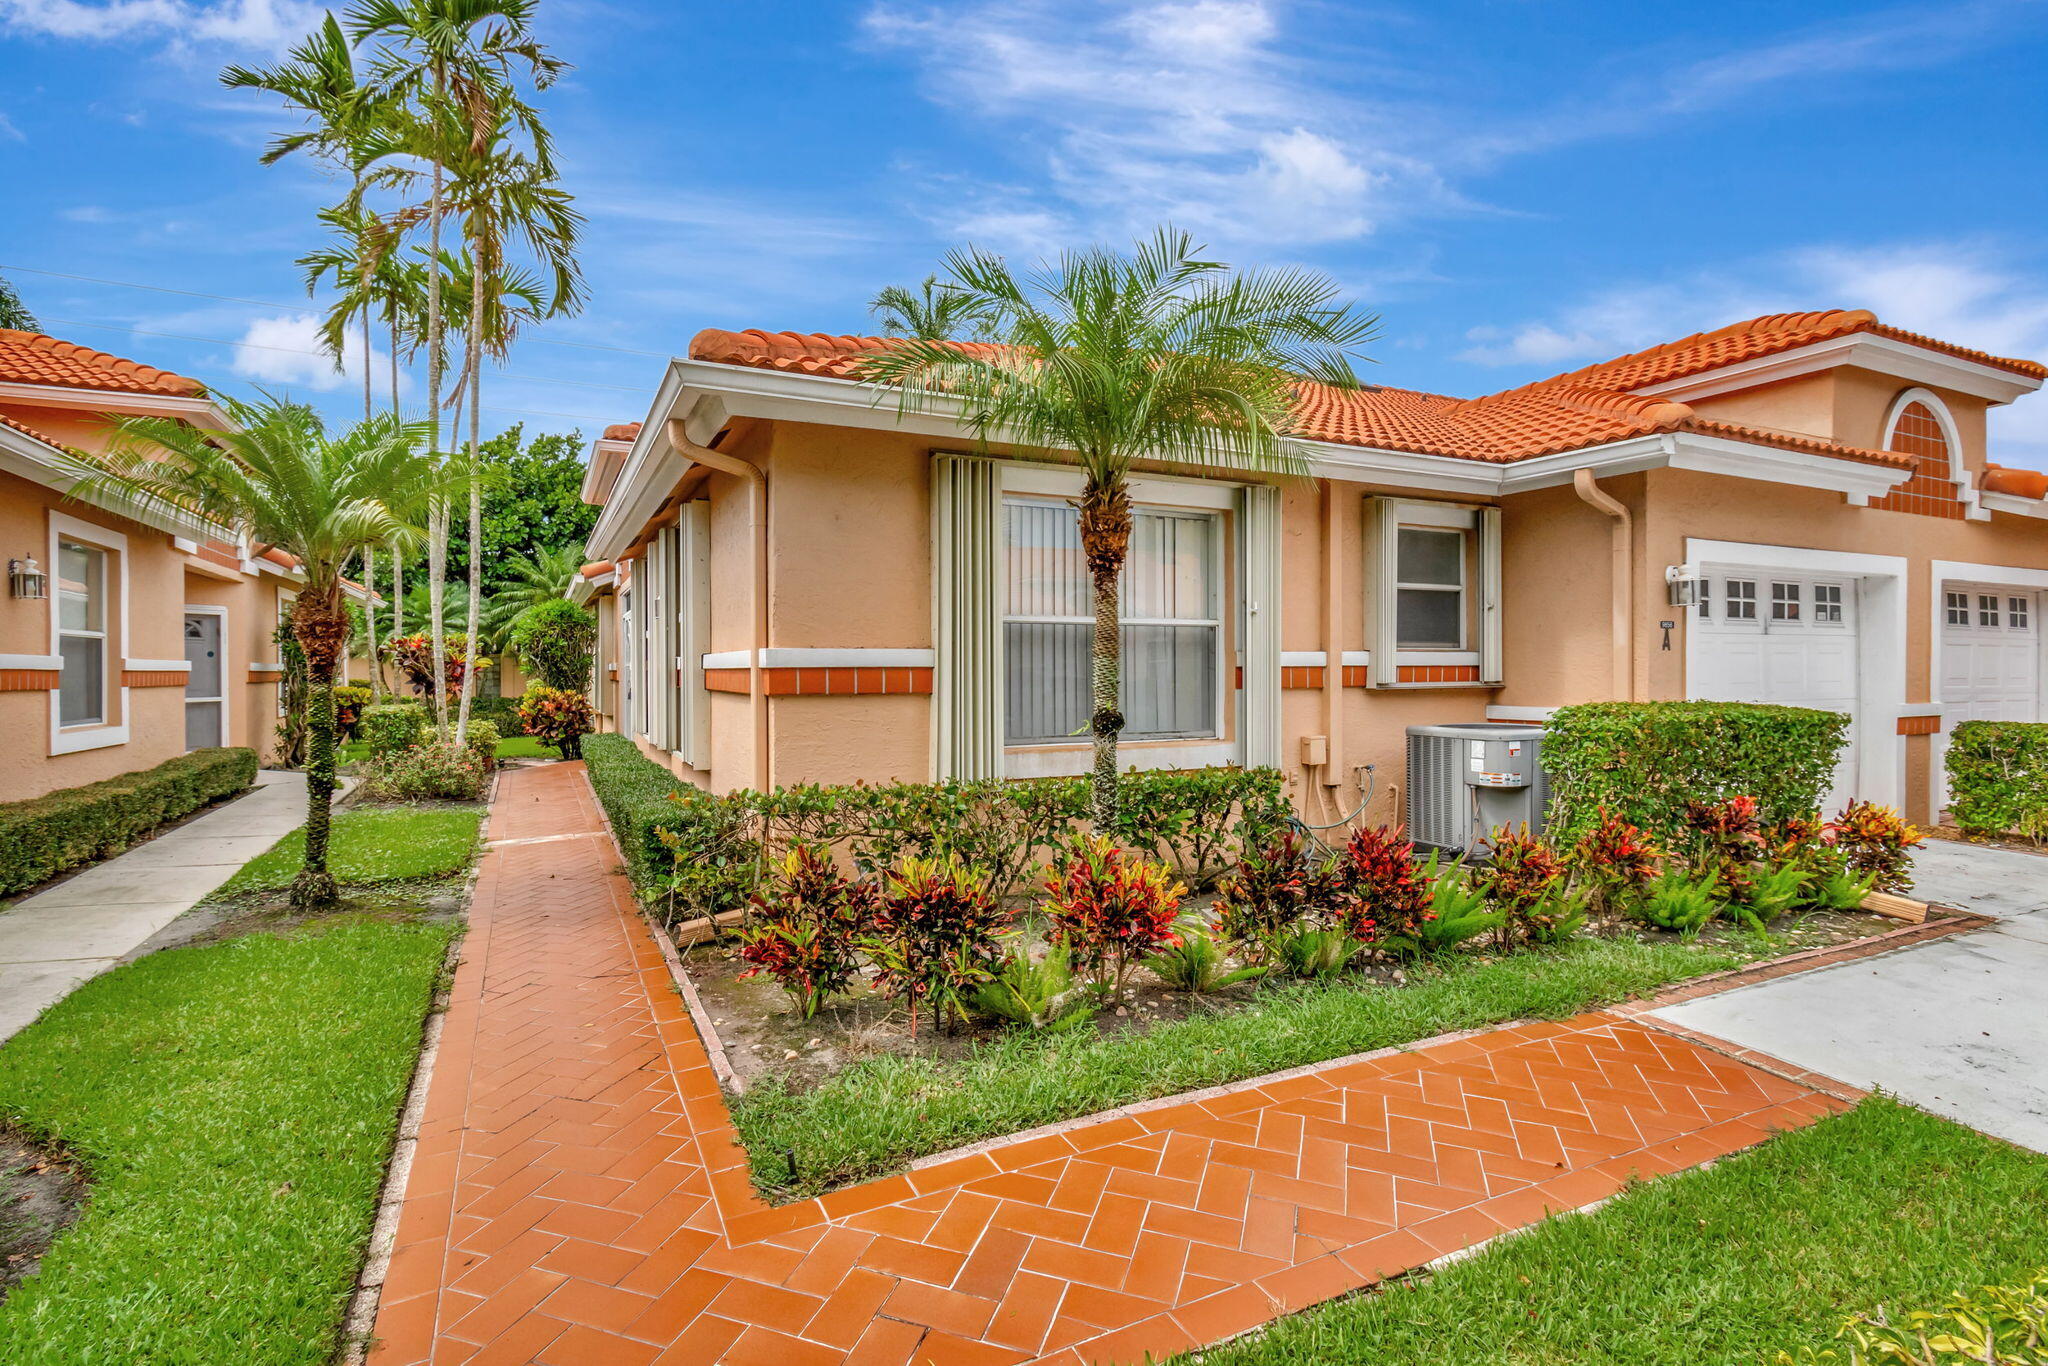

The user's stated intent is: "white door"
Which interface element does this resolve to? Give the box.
[184,611,225,750]
[1938,585,2040,802]
[1691,571,1860,811]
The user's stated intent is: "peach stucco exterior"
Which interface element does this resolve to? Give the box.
[581,316,2048,829]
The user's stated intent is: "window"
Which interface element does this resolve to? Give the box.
[1980,593,2001,628]
[1395,527,1465,648]
[57,540,107,727]
[1725,579,1757,620]
[1003,498,1220,745]
[618,585,635,728]
[1771,581,1802,622]
[2011,596,2031,630]
[1814,584,1844,624]
[1946,590,1971,626]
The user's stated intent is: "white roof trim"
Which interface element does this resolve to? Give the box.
[0,379,224,419]
[0,421,223,540]
[1633,333,2044,406]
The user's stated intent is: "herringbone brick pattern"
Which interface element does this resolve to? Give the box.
[367,763,1846,1366]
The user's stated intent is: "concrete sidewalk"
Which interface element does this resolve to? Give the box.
[1655,838,2048,1152]
[0,770,316,1042]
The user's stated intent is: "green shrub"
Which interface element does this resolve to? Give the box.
[467,693,524,735]
[358,702,427,757]
[1946,720,2048,839]
[517,685,595,758]
[581,733,695,888]
[1780,1267,2048,1365]
[1545,701,1849,845]
[510,598,598,690]
[353,744,487,802]
[332,684,374,739]
[428,720,500,773]
[0,748,257,897]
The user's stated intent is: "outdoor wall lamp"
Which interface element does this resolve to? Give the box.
[8,556,48,600]
[1664,563,1701,608]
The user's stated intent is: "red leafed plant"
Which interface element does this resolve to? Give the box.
[1041,834,1186,1002]
[863,856,1010,1037]
[1825,800,1923,894]
[1570,809,1661,915]
[1682,794,1767,900]
[1329,825,1431,946]
[1213,830,1334,963]
[735,843,877,1020]
[383,632,469,699]
[1478,824,1567,945]
[517,685,596,759]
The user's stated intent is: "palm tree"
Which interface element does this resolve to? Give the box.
[859,228,1378,824]
[0,273,38,331]
[348,0,566,731]
[480,543,581,639]
[58,399,449,908]
[870,275,990,341]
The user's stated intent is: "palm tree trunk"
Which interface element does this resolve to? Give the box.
[363,546,381,702]
[457,278,485,744]
[1079,473,1130,828]
[425,58,449,733]
[289,590,347,910]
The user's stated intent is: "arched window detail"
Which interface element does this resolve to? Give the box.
[1871,395,1965,519]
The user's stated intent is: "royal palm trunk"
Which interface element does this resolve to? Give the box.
[1078,474,1132,828]
[289,585,348,909]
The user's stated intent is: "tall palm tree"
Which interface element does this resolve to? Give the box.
[870,275,990,341]
[0,273,38,331]
[348,0,565,730]
[859,228,1378,824]
[58,400,450,908]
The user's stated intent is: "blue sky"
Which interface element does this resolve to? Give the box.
[5,0,2048,461]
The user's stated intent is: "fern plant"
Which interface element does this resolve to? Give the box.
[1632,868,1722,938]
[1740,862,1814,928]
[970,943,1096,1031]
[1813,867,1878,912]
[1147,919,1266,993]
[1274,926,1359,980]
[1382,852,1503,957]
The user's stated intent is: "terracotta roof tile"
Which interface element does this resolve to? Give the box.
[0,328,205,397]
[600,422,641,443]
[687,322,1939,469]
[0,409,64,449]
[579,560,614,578]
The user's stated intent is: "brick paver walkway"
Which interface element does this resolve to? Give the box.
[368,763,1849,1366]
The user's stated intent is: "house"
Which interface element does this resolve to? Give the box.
[0,329,326,800]
[573,309,2048,828]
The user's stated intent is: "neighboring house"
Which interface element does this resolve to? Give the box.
[574,309,2048,827]
[0,329,327,800]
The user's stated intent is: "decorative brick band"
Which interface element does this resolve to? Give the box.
[704,666,934,696]
[247,670,284,684]
[0,669,60,691]
[1280,665,1371,689]
[122,670,190,688]
[1897,714,1941,736]
[1398,663,1484,685]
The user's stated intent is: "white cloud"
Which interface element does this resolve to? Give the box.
[1459,239,2048,465]
[0,0,319,53]
[231,312,399,397]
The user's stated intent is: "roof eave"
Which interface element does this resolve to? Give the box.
[1633,333,2045,406]
[0,422,225,540]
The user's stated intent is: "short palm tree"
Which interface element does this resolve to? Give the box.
[859,228,1377,824]
[60,399,450,909]
[870,275,990,341]
[480,543,582,640]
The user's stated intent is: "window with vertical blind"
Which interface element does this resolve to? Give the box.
[1002,497,1221,745]
[57,540,107,727]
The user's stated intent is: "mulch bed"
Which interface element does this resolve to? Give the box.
[0,1127,87,1300]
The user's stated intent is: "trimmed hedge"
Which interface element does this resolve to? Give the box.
[581,733,691,887]
[1545,701,1849,844]
[0,747,259,897]
[1946,720,2048,839]
[358,703,427,757]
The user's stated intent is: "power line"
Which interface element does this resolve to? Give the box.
[0,261,671,359]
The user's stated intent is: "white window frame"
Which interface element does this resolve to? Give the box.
[48,511,129,754]
[1978,592,2002,629]
[997,464,1240,777]
[671,502,711,770]
[1366,497,1500,686]
[2011,596,2031,631]
[1814,583,1845,625]
[1945,590,1971,626]
[1725,577,1758,621]
[1770,580,1802,623]
[1393,525,1468,650]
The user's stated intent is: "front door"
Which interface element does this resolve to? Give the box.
[184,611,224,750]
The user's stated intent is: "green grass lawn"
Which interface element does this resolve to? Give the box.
[0,916,456,1364]
[215,805,483,895]
[338,734,552,764]
[733,937,1745,1199]
[1183,1099,2048,1366]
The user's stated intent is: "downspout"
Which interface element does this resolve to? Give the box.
[1319,480,1345,821]
[667,418,770,792]
[1573,468,1635,701]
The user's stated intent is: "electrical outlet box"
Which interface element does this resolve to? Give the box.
[1299,734,1329,767]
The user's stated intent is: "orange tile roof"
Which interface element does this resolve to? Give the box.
[0,408,64,449]
[687,324,1921,469]
[579,560,614,579]
[0,328,206,397]
[600,422,641,443]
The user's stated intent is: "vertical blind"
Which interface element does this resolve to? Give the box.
[1002,498,1219,744]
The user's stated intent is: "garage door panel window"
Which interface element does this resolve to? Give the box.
[2011,597,2030,630]
[1771,581,1801,622]
[1003,497,1221,745]
[1815,584,1844,623]
[1980,594,2001,628]
[1946,591,1970,626]
[1724,578,1757,620]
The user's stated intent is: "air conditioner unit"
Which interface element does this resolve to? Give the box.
[1405,721,1550,857]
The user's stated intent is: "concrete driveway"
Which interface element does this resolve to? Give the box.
[1654,838,2048,1152]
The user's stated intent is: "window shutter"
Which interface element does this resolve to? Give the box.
[647,530,671,751]
[1237,483,1282,767]
[1478,505,1503,685]
[1365,496,1401,688]
[678,501,712,770]
[932,453,1003,780]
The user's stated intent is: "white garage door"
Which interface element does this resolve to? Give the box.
[1691,570,1860,811]
[1938,585,2039,803]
